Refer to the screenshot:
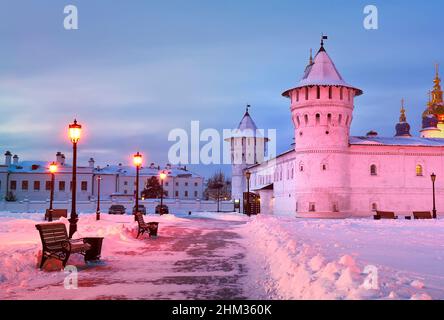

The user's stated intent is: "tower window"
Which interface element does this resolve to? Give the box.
[370,164,377,176]
[348,89,351,101]
[338,114,342,125]
[316,86,321,99]
[327,113,332,125]
[340,87,343,100]
[315,113,320,125]
[296,90,299,102]
[309,203,316,212]
[416,165,423,176]
[371,203,378,211]
[299,163,304,172]
[296,116,301,127]
[305,87,309,100]
[304,114,308,125]
[328,87,332,99]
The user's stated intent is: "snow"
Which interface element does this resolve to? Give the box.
[350,136,444,146]
[241,215,444,300]
[0,211,443,300]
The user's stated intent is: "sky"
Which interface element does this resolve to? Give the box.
[0,0,443,178]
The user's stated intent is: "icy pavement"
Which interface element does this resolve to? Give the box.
[1,211,443,300]
[0,212,258,300]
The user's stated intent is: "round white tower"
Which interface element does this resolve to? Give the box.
[226,106,267,202]
[282,39,363,217]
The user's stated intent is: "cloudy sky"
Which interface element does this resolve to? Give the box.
[0,0,443,177]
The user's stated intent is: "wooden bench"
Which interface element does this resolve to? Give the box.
[413,211,433,219]
[45,209,68,221]
[35,223,91,269]
[135,213,159,238]
[374,211,398,220]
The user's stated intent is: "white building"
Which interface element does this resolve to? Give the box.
[231,39,444,218]
[0,152,204,203]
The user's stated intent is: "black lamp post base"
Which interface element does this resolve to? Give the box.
[68,217,78,239]
[96,212,100,221]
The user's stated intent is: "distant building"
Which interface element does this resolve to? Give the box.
[0,152,204,202]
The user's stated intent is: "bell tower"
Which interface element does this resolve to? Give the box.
[226,106,267,202]
[282,37,363,216]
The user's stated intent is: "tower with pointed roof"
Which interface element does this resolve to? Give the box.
[282,36,363,216]
[226,105,268,203]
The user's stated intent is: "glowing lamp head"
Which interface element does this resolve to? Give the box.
[49,162,57,174]
[159,171,167,180]
[431,173,437,183]
[133,152,143,167]
[68,119,82,143]
[245,170,251,180]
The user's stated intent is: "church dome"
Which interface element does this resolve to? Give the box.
[395,122,411,137]
[422,114,438,129]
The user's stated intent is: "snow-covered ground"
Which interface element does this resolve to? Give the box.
[0,211,443,300]
[241,215,444,300]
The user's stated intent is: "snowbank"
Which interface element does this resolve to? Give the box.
[241,215,444,300]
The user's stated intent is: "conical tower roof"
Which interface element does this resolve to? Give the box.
[283,41,363,97]
[237,107,258,131]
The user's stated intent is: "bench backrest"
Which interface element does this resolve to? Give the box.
[413,211,432,219]
[35,223,68,251]
[376,211,396,219]
[135,213,146,226]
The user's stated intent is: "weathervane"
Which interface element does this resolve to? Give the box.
[321,34,328,47]
[246,104,251,114]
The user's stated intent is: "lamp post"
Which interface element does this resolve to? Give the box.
[431,173,437,219]
[245,170,251,216]
[133,152,143,221]
[96,175,101,221]
[159,171,167,215]
[68,119,81,238]
[48,162,57,222]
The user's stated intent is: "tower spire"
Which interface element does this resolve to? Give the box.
[399,98,406,123]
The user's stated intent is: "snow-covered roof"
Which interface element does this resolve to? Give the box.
[96,165,202,178]
[350,136,444,147]
[7,161,77,173]
[283,46,363,97]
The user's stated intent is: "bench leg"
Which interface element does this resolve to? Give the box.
[39,254,48,269]
[62,252,71,268]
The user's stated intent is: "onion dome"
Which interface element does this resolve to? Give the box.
[422,114,438,129]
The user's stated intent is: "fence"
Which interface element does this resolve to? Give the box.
[0,198,236,214]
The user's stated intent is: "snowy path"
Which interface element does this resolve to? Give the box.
[0,214,258,300]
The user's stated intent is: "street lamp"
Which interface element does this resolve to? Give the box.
[48,162,57,222]
[245,170,251,216]
[133,152,143,221]
[431,173,437,219]
[68,119,81,238]
[96,175,101,221]
[159,171,167,215]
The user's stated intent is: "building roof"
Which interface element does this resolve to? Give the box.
[237,109,258,131]
[6,161,83,173]
[96,165,202,178]
[350,136,444,147]
[283,44,363,97]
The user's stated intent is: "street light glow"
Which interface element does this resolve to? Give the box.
[68,119,82,143]
[133,152,143,167]
[49,162,57,174]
